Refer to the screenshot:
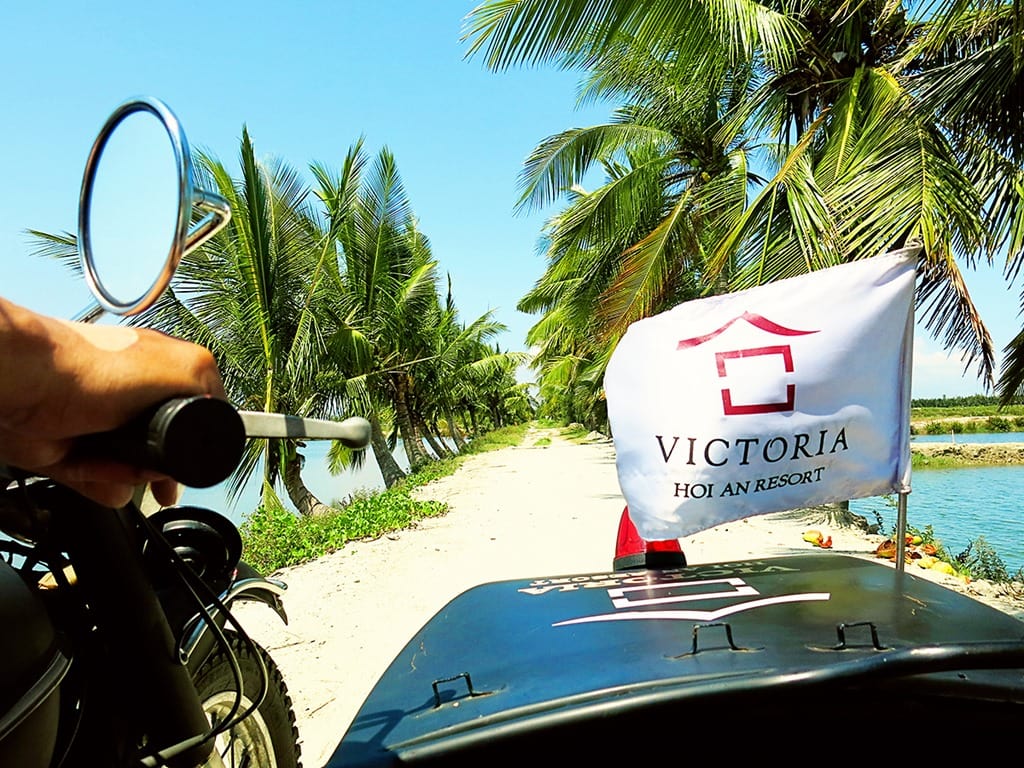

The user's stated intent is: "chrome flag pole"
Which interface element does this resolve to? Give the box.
[894,263,918,573]
[896,493,909,573]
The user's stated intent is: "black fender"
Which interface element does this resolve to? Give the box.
[231,561,289,625]
[183,561,288,675]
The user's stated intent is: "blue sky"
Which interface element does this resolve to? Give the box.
[2,1,1019,399]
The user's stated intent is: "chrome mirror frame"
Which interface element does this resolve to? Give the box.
[78,96,231,317]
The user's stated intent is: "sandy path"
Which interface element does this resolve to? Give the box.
[234,427,1024,767]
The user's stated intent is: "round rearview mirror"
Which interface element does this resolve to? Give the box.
[78,97,230,316]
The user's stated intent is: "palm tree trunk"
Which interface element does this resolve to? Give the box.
[369,411,406,488]
[446,411,467,452]
[281,451,333,517]
[415,411,452,458]
[393,374,432,469]
[430,417,457,456]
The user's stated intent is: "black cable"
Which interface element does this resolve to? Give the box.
[134,506,269,766]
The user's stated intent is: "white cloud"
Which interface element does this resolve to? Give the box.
[911,336,992,399]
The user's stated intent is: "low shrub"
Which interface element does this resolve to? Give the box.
[985,416,1012,432]
[240,486,448,574]
[888,524,1013,583]
[956,536,1010,582]
[560,424,589,442]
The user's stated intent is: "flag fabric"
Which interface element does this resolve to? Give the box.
[604,249,917,540]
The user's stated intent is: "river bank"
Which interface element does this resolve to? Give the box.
[912,441,1024,465]
[235,427,1024,767]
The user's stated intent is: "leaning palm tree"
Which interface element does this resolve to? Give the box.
[511,44,750,425]
[465,0,1024,392]
[137,129,345,516]
[518,43,754,338]
[27,132,346,515]
[315,142,444,479]
[411,280,521,450]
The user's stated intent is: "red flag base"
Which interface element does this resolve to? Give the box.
[613,506,687,571]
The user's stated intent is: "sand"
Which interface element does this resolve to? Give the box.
[233,426,1024,767]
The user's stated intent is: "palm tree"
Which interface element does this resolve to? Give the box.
[465,0,1024,392]
[315,142,446,478]
[315,141,531,484]
[408,291,498,453]
[135,129,346,516]
[506,39,754,425]
[29,131,349,515]
[520,43,753,334]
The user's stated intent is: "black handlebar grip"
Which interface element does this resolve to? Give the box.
[80,396,246,488]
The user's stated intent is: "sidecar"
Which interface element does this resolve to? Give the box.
[328,553,1024,765]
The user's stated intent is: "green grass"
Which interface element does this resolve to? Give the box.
[239,423,529,573]
[909,404,1024,436]
[559,424,590,442]
[912,415,1024,435]
[912,404,1024,419]
[910,452,965,470]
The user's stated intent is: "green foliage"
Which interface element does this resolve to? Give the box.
[985,416,1012,432]
[890,523,1012,583]
[240,487,448,574]
[559,424,589,442]
[905,524,948,557]
[402,455,460,486]
[461,423,531,454]
[467,0,1024,407]
[900,524,968,577]
[909,409,1024,438]
[956,536,1010,583]
[910,452,963,470]
[912,396,1024,410]
[912,404,1024,419]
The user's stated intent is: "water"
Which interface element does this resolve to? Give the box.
[850,467,1024,575]
[897,433,1024,573]
[181,436,1024,576]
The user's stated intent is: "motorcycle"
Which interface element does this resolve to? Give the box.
[0,97,371,768]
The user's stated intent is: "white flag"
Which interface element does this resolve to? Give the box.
[604,250,917,540]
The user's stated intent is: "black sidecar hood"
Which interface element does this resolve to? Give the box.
[328,554,1024,766]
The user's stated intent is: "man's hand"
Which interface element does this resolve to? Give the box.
[1,297,226,507]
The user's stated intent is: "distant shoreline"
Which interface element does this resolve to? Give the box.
[911,442,1024,466]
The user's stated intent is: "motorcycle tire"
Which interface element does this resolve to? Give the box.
[192,631,301,768]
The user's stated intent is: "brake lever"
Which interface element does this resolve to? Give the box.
[238,412,371,447]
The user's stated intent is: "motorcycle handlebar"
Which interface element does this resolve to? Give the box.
[78,396,246,488]
[75,397,374,489]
